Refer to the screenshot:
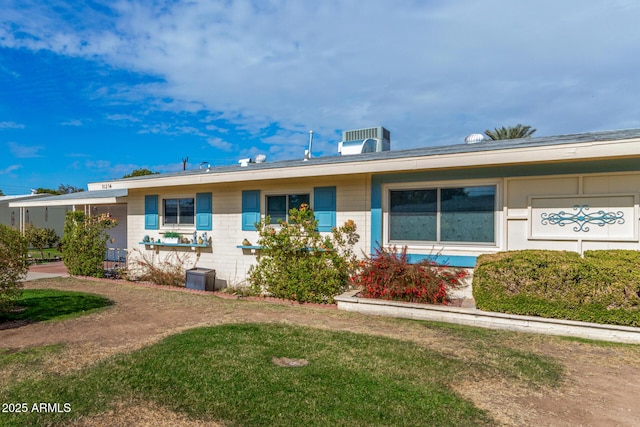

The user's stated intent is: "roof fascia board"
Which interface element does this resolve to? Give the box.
[9,196,126,208]
[94,138,640,190]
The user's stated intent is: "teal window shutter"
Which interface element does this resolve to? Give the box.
[196,192,212,230]
[144,195,159,230]
[242,190,260,230]
[314,186,336,231]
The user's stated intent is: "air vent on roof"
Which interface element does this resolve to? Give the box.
[254,154,267,163]
[338,126,391,155]
[464,133,485,144]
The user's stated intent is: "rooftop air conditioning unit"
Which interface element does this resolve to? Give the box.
[338,126,391,155]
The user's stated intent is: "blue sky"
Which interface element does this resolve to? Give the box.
[1,1,640,194]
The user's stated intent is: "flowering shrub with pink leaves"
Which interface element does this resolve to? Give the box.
[351,245,467,305]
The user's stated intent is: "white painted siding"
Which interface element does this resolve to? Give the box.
[505,172,640,254]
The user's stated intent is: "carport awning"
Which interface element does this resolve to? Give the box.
[8,189,128,207]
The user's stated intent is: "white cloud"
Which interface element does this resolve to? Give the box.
[0,164,22,175]
[137,122,207,137]
[85,159,111,169]
[61,119,83,127]
[3,0,640,151]
[0,121,24,129]
[106,114,141,122]
[7,142,44,158]
[207,137,233,151]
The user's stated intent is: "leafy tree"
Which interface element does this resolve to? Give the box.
[0,224,29,313]
[34,185,84,195]
[61,211,117,277]
[248,204,359,303]
[34,188,60,195]
[484,124,537,140]
[57,184,84,194]
[24,223,60,259]
[0,189,4,196]
[122,168,159,179]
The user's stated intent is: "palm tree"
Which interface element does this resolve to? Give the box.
[484,124,536,140]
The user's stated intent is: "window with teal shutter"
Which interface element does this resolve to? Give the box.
[313,186,336,231]
[144,195,159,230]
[242,190,260,230]
[196,192,212,230]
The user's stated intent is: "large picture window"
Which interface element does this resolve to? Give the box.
[389,185,495,244]
[164,197,195,225]
[266,194,310,223]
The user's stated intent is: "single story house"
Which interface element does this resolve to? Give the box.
[12,127,640,294]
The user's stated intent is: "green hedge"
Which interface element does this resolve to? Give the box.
[472,250,640,327]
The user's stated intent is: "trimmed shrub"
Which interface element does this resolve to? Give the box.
[0,224,29,312]
[248,204,359,304]
[472,250,640,326]
[352,245,467,304]
[61,211,117,277]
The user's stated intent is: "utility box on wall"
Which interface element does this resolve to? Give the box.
[185,268,217,291]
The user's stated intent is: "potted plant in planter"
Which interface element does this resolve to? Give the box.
[164,231,180,244]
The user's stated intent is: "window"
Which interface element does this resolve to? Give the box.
[163,198,195,225]
[389,185,495,244]
[266,193,310,223]
[390,189,437,241]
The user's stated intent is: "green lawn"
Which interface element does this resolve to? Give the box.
[0,344,66,370]
[28,247,62,261]
[0,323,564,426]
[0,289,113,323]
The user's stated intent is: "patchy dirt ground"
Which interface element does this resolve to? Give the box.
[2,272,640,426]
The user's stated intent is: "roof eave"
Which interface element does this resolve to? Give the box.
[90,137,640,190]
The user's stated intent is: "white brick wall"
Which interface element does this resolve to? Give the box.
[127,175,371,287]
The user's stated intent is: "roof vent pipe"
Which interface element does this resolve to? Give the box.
[304,130,314,161]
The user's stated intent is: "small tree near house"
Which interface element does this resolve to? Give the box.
[61,211,117,277]
[0,224,29,313]
[24,223,60,260]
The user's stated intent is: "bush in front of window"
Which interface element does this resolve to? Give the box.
[351,245,467,304]
[472,250,640,327]
[248,204,360,304]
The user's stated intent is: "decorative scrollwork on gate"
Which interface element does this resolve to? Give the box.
[541,205,625,232]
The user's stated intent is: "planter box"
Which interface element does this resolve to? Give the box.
[185,268,216,291]
[164,237,179,244]
[334,291,640,344]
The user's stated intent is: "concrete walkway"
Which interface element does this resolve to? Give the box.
[24,261,69,281]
